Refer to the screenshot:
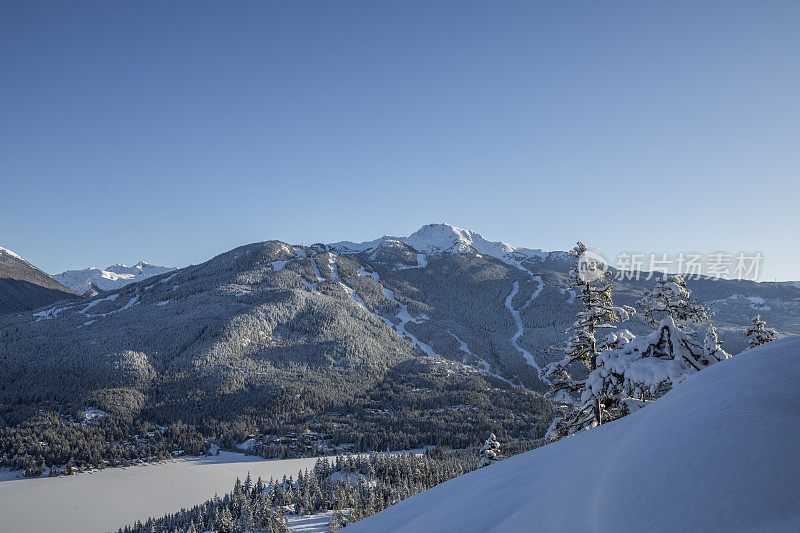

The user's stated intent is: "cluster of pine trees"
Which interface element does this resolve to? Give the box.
[0,355,555,478]
[0,410,207,477]
[119,446,520,533]
[544,242,780,440]
[0,373,553,479]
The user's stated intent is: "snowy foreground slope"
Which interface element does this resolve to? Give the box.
[345,337,800,533]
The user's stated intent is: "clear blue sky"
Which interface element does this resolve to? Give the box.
[1,1,798,280]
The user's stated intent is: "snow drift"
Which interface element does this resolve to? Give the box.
[345,336,800,532]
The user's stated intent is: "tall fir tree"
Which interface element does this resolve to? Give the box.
[544,242,634,440]
[703,324,728,363]
[587,275,728,417]
[218,506,234,533]
[745,314,779,348]
[478,433,501,467]
[638,274,708,331]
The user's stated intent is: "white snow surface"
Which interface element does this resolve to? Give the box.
[235,438,257,450]
[0,246,24,261]
[82,408,107,423]
[329,223,548,266]
[77,293,140,318]
[344,337,800,533]
[54,261,176,295]
[726,293,773,311]
[288,511,335,533]
[381,287,442,358]
[0,452,325,533]
[327,253,368,311]
[394,253,427,270]
[33,303,75,321]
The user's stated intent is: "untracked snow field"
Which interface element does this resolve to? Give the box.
[287,511,335,532]
[0,452,323,533]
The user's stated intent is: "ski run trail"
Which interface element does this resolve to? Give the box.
[273,246,546,386]
[503,267,546,379]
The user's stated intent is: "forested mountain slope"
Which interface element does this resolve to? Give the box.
[0,239,552,453]
[0,246,77,315]
[330,223,800,389]
[2,224,798,455]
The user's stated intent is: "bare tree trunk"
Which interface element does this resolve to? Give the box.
[594,399,602,427]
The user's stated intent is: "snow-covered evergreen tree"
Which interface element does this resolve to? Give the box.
[638,274,708,331]
[745,314,778,348]
[593,317,729,415]
[217,506,234,533]
[544,242,634,440]
[478,433,501,467]
[703,324,728,363]
[586,273,725,412]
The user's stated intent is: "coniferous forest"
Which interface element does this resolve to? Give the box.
[117,442,542,533]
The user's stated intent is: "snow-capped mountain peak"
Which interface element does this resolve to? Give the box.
[329,223,550,265]
[406,223,545,259]
[0,246,25,262]
[54,261,176,296]
[104,261,164,276]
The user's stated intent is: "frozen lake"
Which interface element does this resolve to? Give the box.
[0,452,324,533]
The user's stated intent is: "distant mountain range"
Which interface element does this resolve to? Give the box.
[330,223,554,265]
[2,224,799,451]
[54,261,176,296]
[0,246,77,314]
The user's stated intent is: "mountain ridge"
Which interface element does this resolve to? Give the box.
[329,223,559,265]
[0,246,77,315]
[54,261,176,295]
[2,224,799,459]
